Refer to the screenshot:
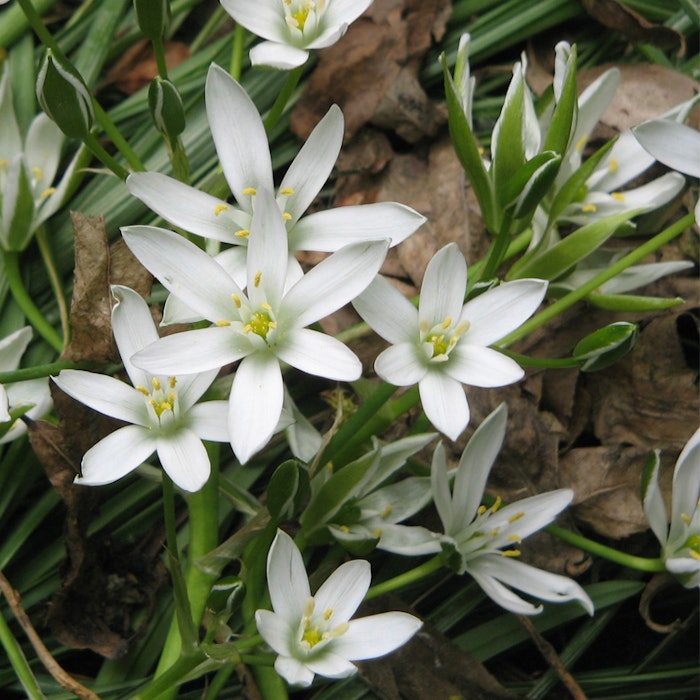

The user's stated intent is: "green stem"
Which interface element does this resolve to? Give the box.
[499,348,579,369]
[366,556,443,600]
[474,213,514,285]
[230,23,246,81]
[35,226,69,350]
[92,101,145,173]
[263,65,304,133]
[153,36,169,79]
[497,212,694,347]
[0,360,95,383]
[134,651,207,700]
[3,251,62,353]
[83,131,130,180]
[0,0,56,49]
[0,611,45,700]
[546,524,666,573]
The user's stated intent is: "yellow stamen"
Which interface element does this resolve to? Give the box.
[152,377,162,391]
[232,294,242,308]
[323,608,333,621]
[31,166,43,181]
[507,534,522,543]
[380,504,393,518]
[234,229,250,238]
[216,320,231,327]
[477,505,487,515]
[681,513,691,525]
[41,187,56,199]
[575,135,587,152]
[508,512,525,524]
[242,187,257,195]
[611,192,625,202]
[254,271,262,287]
[491,496,502,513]
[282,212,292,221]
[441,316,452,330]
[371,528,383,538]
[136,385,150,396]
[169,377,177,389]
[501,549,521,557]
[214,204,229,216]
[608,157,618,173]
[582,203,597,213]
[280,187,295,195]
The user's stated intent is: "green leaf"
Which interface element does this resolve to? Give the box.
[587,293,685,312]
[441,53,496,231]
[574,322,638,371]
[504,151,561,222]
[3,161,35,252]
[266,459,309,521]
[510,209,642,281]
[542,43,578,155]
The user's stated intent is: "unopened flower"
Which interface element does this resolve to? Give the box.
[643,427,700,589]
[353,243,547,439]
[255,529,422,687]
[220,0,373,69]
[122,189,388,464]
[379,405,594,615]
[127,64,423,289]
[53,286,230,492]
[0,327,52,444]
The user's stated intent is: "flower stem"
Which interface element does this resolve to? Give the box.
[0,611,45,700]
[134,651,207,700]
[366,556,443,600]
[82,131,130,181]
[0,360,95,384]
[263,65,304,133]
[498,348,580,369]
[475,213,514,285]
[497,212,694,348]
[546,524,666,572]
[3,251,63,353]
[230,23,246,81]
[35,226,70,349]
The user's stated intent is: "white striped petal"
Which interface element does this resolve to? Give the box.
[250,42,310,69]
[419,243,467,327]
[188,401,231,442]
[374,343,427,386]
[333,612,422,661]
[419,371,469,440]
[156,428,210,492]
[313,560,371,625]
[446,344,524,387]
[266,530,311,624]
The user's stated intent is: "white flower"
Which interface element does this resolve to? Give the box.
[220,0,373,69]
[122,189,389,464]
[353,243,547,440]
[126,64,423,285]
[52,286,230,492]
[633,118,700,179]
[0,67,80,252]
[643,427,700,589]
[0,327,52,444]
[255,529,422,687]
[380,405,594,615]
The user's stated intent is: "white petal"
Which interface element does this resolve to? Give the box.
[460,279,547,346]
[131,327,252,375]
[470,556,594,615]
[633,119,700,178]
[333,612,421,660]
[281,240,388,329]
[274,655,315,687]
[666,556,700,588]
[376,523,441,556]
[110,285,159,388]
[323,0,373,29]
[53,370,149,425]
[126,172,245,242]
[275,328,361,381]
[220,0,289,43]
[229,352,283,464]
[353,274,418,345]
[642,450,668,546]
[453,403,508,528]
[266,530,311,624]
[588,130,655,192]
[446,344,524,388]
[469,566,542,615]
[0,326,32,371]
[24,114,63,194]
[77,425,156,485]
[314,560,371,624]
[670,427,700,544]
[255,610,294,656]
[205,64,273,202]
[0,385,9,422]
[280,105,343,226]
[304,652,357,679]
[431,443,453,533]
[250,42,310,69]
[374,343,426,386]
[290,201,426,252]
[419,371,469,441]
[121,226,243,322]
[418,244,467,327]
[155,430,210,492]
[188,401,231,442]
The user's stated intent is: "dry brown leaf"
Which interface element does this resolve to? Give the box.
[291,0,450,142]
[581,0,684,54]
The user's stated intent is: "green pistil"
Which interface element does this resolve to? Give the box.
[302,627,322,647]
[245,311,275,340]
[684,533,700,558]
[427,333,449,356]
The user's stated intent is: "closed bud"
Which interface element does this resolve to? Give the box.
[148,76,185,140]
[36,50,93,140]
[134,0,170,41]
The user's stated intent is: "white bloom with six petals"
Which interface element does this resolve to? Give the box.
[53,286,230,492]
[220,0,373,69]
[255,529,422,687]
[122,189,388,464]
[353,243,547,440]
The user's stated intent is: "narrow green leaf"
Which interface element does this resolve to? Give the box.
[587,293,686,311]
[542,43,578,155]
[504,151,561,222]
[573,322,638,371]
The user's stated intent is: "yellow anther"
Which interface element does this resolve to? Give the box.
[507,534,522,543]
[216,320,232,327]
[508,511,525,524]
[136,385,150,396]
[243,187,257,195]
[262,302,272,311]
[491,496,502,513]
[330,622,349,638]
[254,271,262,287]
[234,229,250,238]
[340,525,350,533]
[323,608,333,621]
[41,187,56,199]
[152,377,162,391]
[168,377,177,389]
[380,504,393,518]
[0,159,8,168]
[371,528,383,538]
[303,597,315,618]
[582,203,597,213]
[611,192,625,202]
[454,320,470,336]
[501,549,521,557]
[477,505,487,515]
[690,550,700,561]
[575,135,587,152]
[681,513,691,525]
[280,187,295,195]
[282,212,292,221]
[31,166,43,181]
[214,204,229,216]
[168,392,177,404]
[232,294,242,308]
[302,627,322,647]
[419,320,429,334]
[608,157,618,173]
[441,317,452,330]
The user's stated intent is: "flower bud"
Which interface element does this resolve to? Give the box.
[36,50,94,140]
[148,76,185,140]
[133,0,170,41]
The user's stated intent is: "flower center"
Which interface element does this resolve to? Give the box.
[283,0,322,31]
[684,533,700,560]
[137,376,179,423]
[299,597,348,652]
[244,308,276,341]
[421,317,470,363]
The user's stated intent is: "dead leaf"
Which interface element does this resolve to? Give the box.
[291,0,450,142]
[581,0,684,54]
